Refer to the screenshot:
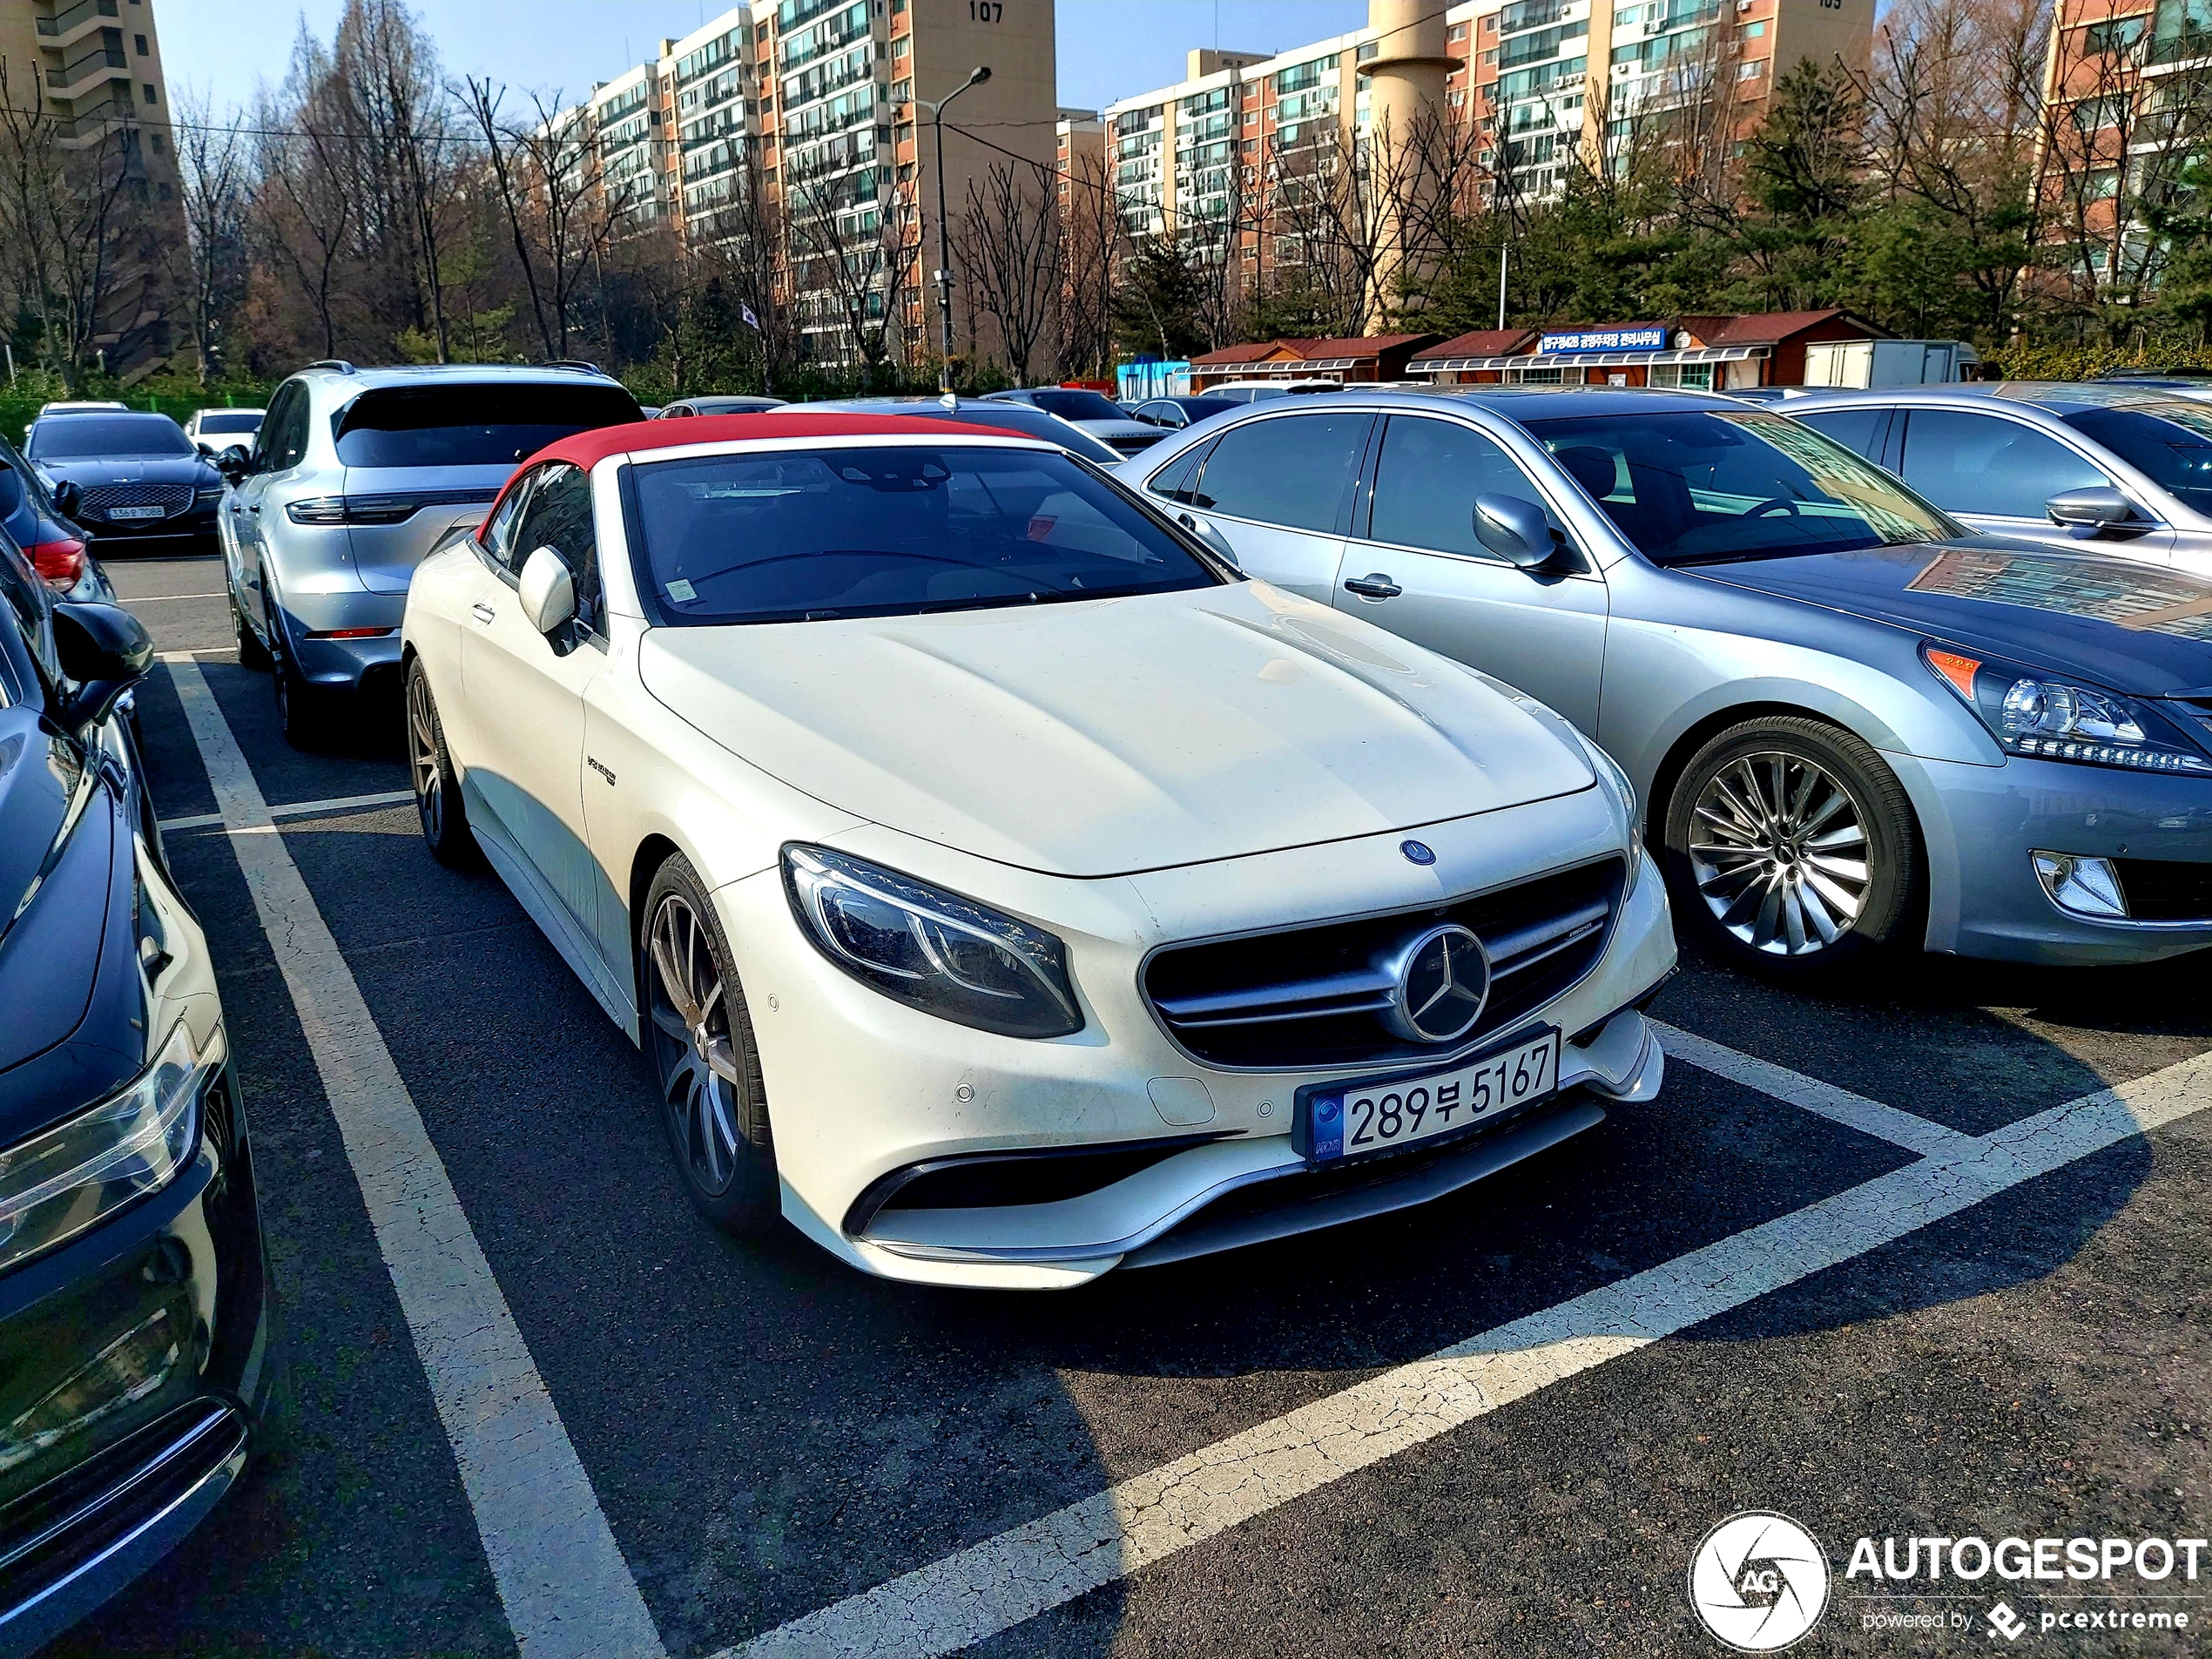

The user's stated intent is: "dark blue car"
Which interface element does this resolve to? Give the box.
[0,538,269,1650]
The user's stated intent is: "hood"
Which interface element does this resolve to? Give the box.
[38,455,216,488]
[638,582,1597,878]
[1688,541,2212,695]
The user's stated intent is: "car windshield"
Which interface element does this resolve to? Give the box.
[197,411,262,434]
[1523,409,1959,564]
[1017,388,1125,421]
[829,402,1123,466]
[2060,404,2212,515]
[29,415,194,459]
[629,444,1223,625]
[334,383,641,468]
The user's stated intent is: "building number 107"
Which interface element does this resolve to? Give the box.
[969,1,1003,18]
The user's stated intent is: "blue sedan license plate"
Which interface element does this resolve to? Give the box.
[107,504,164,520]
[1300,1029,1561,1163]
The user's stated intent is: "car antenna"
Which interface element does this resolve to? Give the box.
[939,388,959,411]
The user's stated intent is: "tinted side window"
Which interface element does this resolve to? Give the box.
[1146,438,1215,504]
[1191,413,1371,534]
[1367,416,1571,561]
[261,386,308,472]
[511,463,598,623]
[1792,408,1886,462]
[1900,410,2107,516]
[482,473,536,574]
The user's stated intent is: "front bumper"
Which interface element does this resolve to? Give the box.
[82,503,220,544]
[722,799,1676,1290]
[0,1056,270,1656]
[1904,752,2212,965]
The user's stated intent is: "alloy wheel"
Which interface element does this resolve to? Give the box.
[406,670,443,843]
[1686,752,1871,955]
[647,893,745,1197]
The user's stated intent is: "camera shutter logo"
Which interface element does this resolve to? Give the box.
[1688,1512,1831,1652]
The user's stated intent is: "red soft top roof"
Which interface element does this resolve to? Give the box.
[482,410,1019,542]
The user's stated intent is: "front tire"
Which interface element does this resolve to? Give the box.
[405,658,480,868]
[641,856,779,1238]
[1661,715,1922,980]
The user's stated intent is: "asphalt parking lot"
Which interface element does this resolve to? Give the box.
[57,550,2212,1657]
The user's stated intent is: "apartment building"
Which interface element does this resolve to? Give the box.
[747,0,1057,365]
[0,0,185,374]
[1465,0,1869,199]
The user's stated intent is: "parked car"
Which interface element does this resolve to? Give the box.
[1122,385,2212,973]
[397,412,1673,1285]
[1204,380,1345,403]
[184,407,266,455]
[219,361,642,745]
[0,430,111,604]
[802,395,1125,464]
[24,412,223,555]
[655,395,787,417]
[1130,395,1246,430]
[0,537,270,1652]
[1787,383,2212,572]
[981,388,1168,456]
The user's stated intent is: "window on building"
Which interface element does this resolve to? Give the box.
[2084,13,2147,51]
[142,82,157,104]
[1449,22,1467,39]
[1743,18,1766,34]
[2073,93,2130,131]
[133,32,146,52]
[1739,58,1764,78]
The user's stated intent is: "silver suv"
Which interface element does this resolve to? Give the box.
[219,361,641,744]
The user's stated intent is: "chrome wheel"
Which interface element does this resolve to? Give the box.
[407,670,443,843]
[647,894,744,1197]
[1687,752,1871,955]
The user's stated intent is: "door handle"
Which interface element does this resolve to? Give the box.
[471,602,496,625]
[1177,512,1198,528]
[1343,573,1401,600]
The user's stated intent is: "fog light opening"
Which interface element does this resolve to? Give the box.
[2032,851,2129,920]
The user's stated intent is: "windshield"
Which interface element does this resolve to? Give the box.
[1018,388,1124,422]
[629,444,1223,625]
[29,415,194,460]
[197,411,262,435]
[334,383,641,468]
[1524,409,1959,564]
[2060,404,2212,515]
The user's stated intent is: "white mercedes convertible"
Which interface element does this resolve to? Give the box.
[399,413,1675,1288]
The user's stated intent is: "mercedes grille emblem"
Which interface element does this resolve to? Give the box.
[1378,922,1490,1044]
[1400,840,1436,866]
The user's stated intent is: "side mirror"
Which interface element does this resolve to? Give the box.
[216,445,251,482]
[51,601,153,732]
[1175,511,1241,570]
[51,479,81,518]
[2047,485,2139,537]
[196,441,214,457]
[1473,493,1561,570]
[517,545,577,636]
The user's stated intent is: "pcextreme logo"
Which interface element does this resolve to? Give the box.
[1689,1512,1832,1652]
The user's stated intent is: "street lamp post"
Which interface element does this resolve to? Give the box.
[914,64,990,394]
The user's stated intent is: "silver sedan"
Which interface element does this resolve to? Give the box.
[1120,386,2212,974]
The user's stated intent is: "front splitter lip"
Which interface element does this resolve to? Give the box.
[854,1006,1661,1271]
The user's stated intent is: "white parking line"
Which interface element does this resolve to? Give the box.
[126,590,228,601]
[159,789,415,833]
[165,659,664,1659]
[1650,1020,1977,1157]
[723,1052,2212,1659]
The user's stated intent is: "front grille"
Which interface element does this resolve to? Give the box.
[1143,856,1626,1071]
[78,483,192,518]
[2115,858,2212,921]
[1107,432,1163,452]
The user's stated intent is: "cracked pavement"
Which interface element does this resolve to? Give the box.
[50,553,2212,1658]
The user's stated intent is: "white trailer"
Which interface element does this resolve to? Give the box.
[1802,339,1981,388]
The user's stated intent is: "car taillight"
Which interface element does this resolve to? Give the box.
[26,538,85,590]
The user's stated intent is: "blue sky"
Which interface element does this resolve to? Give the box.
[158,0,1371,113]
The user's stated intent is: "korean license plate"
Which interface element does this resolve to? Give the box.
[1300,1029,1561,1163]
[107,504,164,520]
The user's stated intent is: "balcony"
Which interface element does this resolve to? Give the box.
[1498,0,1568,37]
[34,0,118,44]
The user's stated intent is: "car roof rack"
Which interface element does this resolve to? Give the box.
[540,359,604,374]
[305,359,357,374]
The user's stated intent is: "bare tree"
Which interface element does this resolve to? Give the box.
[953,158,1060,381]
[0,63,152,387]
[1056,149,1119,379]
[170,90,252,383]
[785,167,919,377]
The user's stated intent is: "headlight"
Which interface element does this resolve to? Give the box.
[1923,645,2212,774]
[0,1021,206,1275]
[783,846,1083,1038]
